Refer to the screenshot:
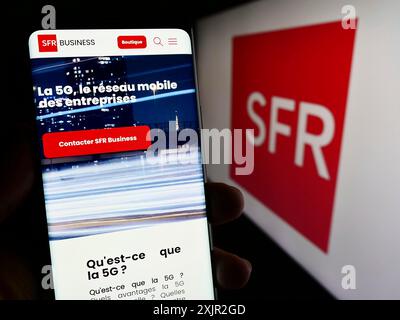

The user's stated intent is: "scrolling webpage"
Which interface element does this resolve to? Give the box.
[29,30,214,300]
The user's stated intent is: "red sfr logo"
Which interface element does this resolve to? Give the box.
[231,20,357,252]
[38,34,58,52]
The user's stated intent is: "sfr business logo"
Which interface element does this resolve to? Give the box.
[38,34,58,52]
[231,21,357,252]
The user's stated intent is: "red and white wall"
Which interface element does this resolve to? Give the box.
[196,0,400,299]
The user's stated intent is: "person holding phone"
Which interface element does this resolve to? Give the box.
[0,29,252,300]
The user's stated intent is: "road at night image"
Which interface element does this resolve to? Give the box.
[43,149,206,240]
[31,54,206,241]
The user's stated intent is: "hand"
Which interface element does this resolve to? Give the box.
[206,183,252,290]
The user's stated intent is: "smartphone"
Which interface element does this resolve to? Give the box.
[28,29,215,300]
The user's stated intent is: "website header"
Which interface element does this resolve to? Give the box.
[29,29,192,58]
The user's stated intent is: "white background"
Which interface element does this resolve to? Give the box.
[196,0,400,299]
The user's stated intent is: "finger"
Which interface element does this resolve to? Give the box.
[205,182,244,226]
[0,126,35,223]
[213,247,252,290]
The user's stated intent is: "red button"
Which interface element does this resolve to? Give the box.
[117,36,147,49]
[42,126,151,159]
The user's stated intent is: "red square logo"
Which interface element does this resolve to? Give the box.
[231,21,357,252]
[38,34,58,52]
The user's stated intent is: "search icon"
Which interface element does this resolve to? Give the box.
[153,37,163,46]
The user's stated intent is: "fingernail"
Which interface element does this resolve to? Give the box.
[242,258,252,273]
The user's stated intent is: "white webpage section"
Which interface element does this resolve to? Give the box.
[50,218,215,300]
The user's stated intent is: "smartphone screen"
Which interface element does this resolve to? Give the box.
[28,29,215,300]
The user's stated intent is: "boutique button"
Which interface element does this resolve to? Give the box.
[117,36,147,49]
